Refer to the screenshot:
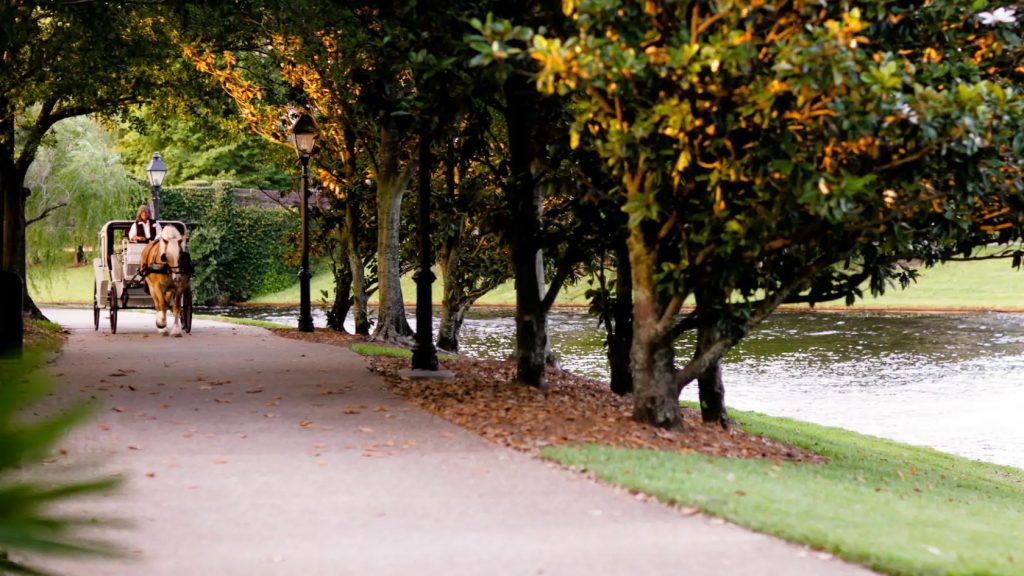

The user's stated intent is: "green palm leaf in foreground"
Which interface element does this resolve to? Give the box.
[0,350,121,574]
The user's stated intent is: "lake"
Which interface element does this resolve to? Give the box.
[205,305,1024,470]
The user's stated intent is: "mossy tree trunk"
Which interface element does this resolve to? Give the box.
[370,118,415,342]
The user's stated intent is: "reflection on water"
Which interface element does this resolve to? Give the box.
[205,305,1024,470]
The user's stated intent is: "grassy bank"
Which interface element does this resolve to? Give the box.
[543,406,1024,576]
[247,271,593,306]
[31,255,1024,310]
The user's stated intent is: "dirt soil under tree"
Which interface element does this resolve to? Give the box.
[273,329,820,463]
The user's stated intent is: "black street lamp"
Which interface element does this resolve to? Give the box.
[289,113,317,333]
[145,152,168,220]
[411,130,439,370]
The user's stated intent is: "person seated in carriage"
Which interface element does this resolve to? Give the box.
[128,205,161,243]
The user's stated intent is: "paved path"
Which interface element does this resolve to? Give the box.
[31,308,875,575]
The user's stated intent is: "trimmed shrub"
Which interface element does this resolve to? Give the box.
[160,183,297,303]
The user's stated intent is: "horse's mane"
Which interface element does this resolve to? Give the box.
[160,226,182,242]
[141,225,184,268]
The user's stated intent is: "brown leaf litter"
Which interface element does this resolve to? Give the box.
[274,330,821,463]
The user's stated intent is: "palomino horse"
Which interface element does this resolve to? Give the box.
[139,226,192,336]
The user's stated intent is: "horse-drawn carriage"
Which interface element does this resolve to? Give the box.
[92,220,193,335]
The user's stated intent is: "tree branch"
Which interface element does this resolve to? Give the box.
[655,295,684,337]
[669,309,701,339]
[674,255,833,393]
[26,201,68,226]
[541,257,575,312]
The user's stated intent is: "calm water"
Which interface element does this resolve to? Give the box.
[206,305,1024,470]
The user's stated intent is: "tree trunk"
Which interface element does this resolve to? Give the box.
[344,201,371,336]
[437,224,464,352]
[1,114,29,313]
[436,301,467,352]
[631,328,681,429]
[628,228,682,429]
[1,112,18,274]
[370,119,413,342]
[503,75,548,388]
[328,237,353,333]
[694,285,730,427]
[609,242,634,395]
[695,322,729,427]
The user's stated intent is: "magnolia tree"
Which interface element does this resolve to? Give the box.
[533,0,1024,428]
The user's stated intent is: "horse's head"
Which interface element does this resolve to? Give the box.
[158,227,190,285]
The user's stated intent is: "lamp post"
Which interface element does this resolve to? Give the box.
[411,128,439,370]
[145,152,168,220]
[289,113,317,333]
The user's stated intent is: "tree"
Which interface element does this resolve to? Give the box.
[466,8,593,388]
[116,108,293,191]
[534,0,1024,427]
[432,127,512,352]
[185,3,426,342]
[0,1,230,316]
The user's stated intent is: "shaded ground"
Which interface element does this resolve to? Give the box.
[273,329,820,462]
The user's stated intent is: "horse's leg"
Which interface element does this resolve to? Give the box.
[170,289,183,337]
[152,282,168,335]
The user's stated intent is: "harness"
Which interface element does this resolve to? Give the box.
[138,240,194,278]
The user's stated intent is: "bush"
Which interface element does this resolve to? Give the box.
[160,184,298,303]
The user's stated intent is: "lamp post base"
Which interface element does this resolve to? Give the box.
[411,268,438,370]
[298,267,314,333]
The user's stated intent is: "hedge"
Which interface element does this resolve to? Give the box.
[159,183,298,304]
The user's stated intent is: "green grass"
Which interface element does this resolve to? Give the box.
[247,269,592,306]
[29,263,95,304]
[31,254,1024,310]
[350,342,453,360]
[350,343,413,358]
[816,256,1024,311]
[192,315,292,330]
[19,317,66,370]
[542,407,1024,576]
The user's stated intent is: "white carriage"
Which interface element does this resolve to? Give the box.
[92,220,193,333]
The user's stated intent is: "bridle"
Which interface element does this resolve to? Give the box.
[142,238,191,282]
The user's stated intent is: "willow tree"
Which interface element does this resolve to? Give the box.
[25,117,144,277]
[534,0,1024,428]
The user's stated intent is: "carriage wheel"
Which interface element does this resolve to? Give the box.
[93,285,100,330]
[108,285,119,334]
[183,287,194,334]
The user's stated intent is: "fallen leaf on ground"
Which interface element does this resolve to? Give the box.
[275,331,823,463]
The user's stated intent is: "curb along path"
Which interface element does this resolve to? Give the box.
[36,308,875,576]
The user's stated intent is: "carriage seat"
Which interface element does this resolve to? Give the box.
[122,240,147,278]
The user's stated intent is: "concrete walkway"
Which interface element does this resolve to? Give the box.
[32,308,875,575]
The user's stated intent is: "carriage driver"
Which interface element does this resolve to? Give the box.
[128,205,162,243]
